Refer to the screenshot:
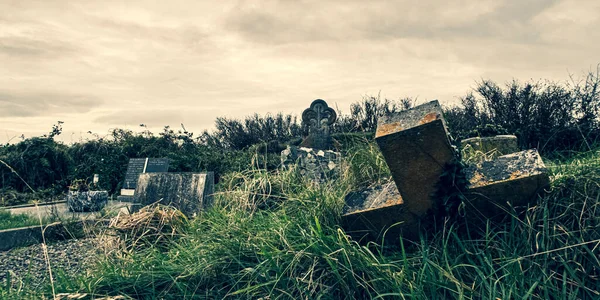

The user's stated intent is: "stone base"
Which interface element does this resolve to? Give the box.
[281,146,341,182]
[464,149,550,216]
[461,135,519,160]
[342,182,418,241]
[117,195,135,202]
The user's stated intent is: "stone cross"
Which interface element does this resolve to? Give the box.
[299,99,337,150]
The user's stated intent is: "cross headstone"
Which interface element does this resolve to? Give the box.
[299,99,337,150]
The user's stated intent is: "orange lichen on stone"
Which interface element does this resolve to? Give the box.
[509,170,524,180]
[376,122,403,138]
[419,112,440,125]
[383,196,404,207]
[468,171,487,188]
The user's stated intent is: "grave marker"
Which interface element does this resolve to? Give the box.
[375,100,455,217]
[299,99,337,150]
[134,172,215,217]
[119,158,169,200]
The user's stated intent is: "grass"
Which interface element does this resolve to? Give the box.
[3,142,600,299]
[0,209,45,231]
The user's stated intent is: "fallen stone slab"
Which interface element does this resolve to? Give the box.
[464,149,550,215]
[461,135,519,160]
[134,172,215,218]
[375,100,455,217]
[341,182,416,240]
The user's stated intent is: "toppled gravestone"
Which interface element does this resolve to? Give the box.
[374,100,455,216]
[67,191,108,212]
[461,135,519,160]
[134,172,214,218]
[464,149,550,215]
[282,99,341,181]
[341,101,550,240]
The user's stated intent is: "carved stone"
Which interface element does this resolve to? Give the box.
[299,99,337,150]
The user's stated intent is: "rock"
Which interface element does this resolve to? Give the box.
[464,149,550,215]
[375,100,455,217]
[461,135,519,160]
[134,172,214,218]
[281,146,341,182]
[67,191,108,212]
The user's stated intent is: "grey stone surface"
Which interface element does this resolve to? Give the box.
[375,100,455,217]
[461,135,519,159]
[342,181,403,215]
[134,172,215,217]
[67,190,108,212]
[281,146,340,182]
[298,99,337,150]
[465,149,550,214]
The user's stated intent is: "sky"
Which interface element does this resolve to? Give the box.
[1,0,599,144]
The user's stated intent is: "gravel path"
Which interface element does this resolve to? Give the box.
[0,238,102,290]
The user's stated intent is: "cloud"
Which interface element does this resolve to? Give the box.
[0,90,102,117]
[0,36,78,59]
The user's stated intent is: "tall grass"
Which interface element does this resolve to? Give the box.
[12,144,600,299]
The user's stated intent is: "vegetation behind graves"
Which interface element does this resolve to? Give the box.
[1,70,599,205]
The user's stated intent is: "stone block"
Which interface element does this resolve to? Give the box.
[341,182,417,240]
[464,149,550,215]
[375,100,455,216]
[461,135,519,160]
[67,191,108,212]
[134,172,214,217]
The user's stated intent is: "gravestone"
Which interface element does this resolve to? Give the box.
[464,149,550,215]
[67,190,108,212]
[118,158,169,201]
[282,99,341,182]
[461,135,519,160]
[134,172,215,218]
[375,100,455,217]
[299,99,337,150]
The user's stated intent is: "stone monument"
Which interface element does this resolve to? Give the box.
[341,100,550,241]
[118,158,169,201]
[281,99,341,182]
[134,172,215,218]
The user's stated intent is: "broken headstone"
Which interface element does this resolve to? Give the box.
[375,100,455,217]
[464,149,550,215]
[281,146,340,182]
[134,172,215,218]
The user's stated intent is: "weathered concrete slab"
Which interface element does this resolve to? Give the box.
[464,149,550,215]
[341,182,414,240]
[134,172,215,217]
[461,135,519,160]
[375,100,455,217]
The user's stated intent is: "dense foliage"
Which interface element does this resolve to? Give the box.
[1,71,599,205]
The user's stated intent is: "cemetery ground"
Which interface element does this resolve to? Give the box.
[0,140,599,299]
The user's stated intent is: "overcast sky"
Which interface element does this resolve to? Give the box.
[1,0,599,144]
